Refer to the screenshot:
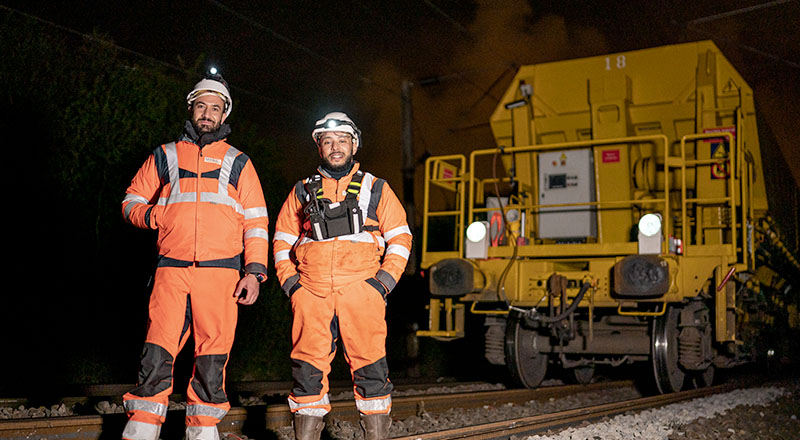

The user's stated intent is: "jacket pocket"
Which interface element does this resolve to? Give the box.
[365,277,387,301]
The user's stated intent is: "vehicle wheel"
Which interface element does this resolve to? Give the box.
[691,303,715,388]
[692,364,715,388]
[652,306,685,393]
[571,365,595,385]
[505,312,547,388]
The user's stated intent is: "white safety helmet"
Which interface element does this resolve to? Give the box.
[311,112,361,149]
[186,74,233,117]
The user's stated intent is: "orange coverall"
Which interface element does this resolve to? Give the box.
[273,163,412,416]
[120,136,269,439]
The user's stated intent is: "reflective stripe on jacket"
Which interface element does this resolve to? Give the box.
[122,139,269,273]
[273,162,412,294]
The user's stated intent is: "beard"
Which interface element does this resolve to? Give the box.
[192,117,220,134]
[322,152,354,173]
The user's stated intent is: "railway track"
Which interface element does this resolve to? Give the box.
[390,383,739,440]
[266,380,632,429]
[2,379,749,440]
[0,380,631,439]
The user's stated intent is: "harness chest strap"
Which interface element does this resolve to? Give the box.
[302,171,380,239]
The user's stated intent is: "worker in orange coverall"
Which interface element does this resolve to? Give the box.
[120,74,269,440]
[273,112,412,440]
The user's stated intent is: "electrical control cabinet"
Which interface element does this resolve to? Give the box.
[538,148,596,239]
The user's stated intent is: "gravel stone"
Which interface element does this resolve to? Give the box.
[525,385,795,440]
[0,402,76,419]
[274,384,644,440]
[6,378,799,440]
[96,400,125,414]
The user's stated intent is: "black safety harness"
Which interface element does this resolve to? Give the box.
[303,170,381,240]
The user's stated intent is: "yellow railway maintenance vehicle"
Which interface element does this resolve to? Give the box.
[417,40,800,393]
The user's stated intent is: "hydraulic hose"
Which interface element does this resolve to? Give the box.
[491,146,518,309]
[530,281,592,323]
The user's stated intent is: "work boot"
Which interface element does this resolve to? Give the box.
[360,413,392,440]
[293,413,324,440]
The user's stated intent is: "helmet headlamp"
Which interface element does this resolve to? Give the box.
[311,112,362,149]
[316,118,358,134]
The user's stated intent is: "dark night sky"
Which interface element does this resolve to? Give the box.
[3,0,798,201]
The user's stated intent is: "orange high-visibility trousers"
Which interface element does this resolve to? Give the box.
[287,279,392,416]
[122,266,239,440]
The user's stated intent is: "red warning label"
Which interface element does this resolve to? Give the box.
[602,150,620,163]
[702,126,736,143]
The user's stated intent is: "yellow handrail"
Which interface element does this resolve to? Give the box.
[467,135,670,249]
[422,155,466,259]
[677,132,736,258]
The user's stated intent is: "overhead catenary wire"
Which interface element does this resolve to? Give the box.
[681,22,800,69]
[0,3,312,115]
[0,4,186,75]
[687,0,793,25]
[353,0,473,65]
[205,0,403,100]
[680,0,799,69]
[421,0,473,39]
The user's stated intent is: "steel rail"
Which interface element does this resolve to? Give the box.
[0,381,633,439]
[265,381,632,429]
[390,383,737,440]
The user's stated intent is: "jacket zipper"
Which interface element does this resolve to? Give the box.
[194,145,202,262]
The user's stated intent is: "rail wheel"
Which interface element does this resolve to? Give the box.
[692,364,715,388]
[505,312,547,388]
[652,305,685,393]
[571,365,595,385]
[686,302,715,388]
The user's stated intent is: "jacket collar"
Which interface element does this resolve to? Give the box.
[180,120,231,148]
[317,161,360,180]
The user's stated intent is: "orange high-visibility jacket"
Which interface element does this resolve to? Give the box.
[122,139,269,274]
[274,163,412,295]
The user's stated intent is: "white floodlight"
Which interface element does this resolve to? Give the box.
[638,213,663,254]
[465,221,490,259]
[466,221,488,243]
[638,213,662,237]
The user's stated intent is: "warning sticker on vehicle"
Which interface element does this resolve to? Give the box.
[602,150,620,163]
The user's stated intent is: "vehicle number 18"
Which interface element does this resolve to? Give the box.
[605,55,627,70]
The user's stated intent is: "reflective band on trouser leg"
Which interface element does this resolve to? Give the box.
[355,394,392,415]
[185,405,226,440]
[186,403,228,420]
[122,399,168,440]
[354,357,393,415]
[288,393,331,417]
[288,288,337,415]
[185,267,238,427]
[123,264,188,440]
[337,280,393,415]
[185,425,221,440]
[123,399,169,417]
[122,420,162,440]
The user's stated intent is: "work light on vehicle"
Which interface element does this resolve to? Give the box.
[638,213,662,237]
[466,221,488,243]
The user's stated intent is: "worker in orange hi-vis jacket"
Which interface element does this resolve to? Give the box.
[273,112,412,440]
[120,73,269,440]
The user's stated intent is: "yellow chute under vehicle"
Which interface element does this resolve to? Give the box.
[417,40,800,393]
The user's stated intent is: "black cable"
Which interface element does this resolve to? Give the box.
[492,146,518,308]
[531,282,592,323]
